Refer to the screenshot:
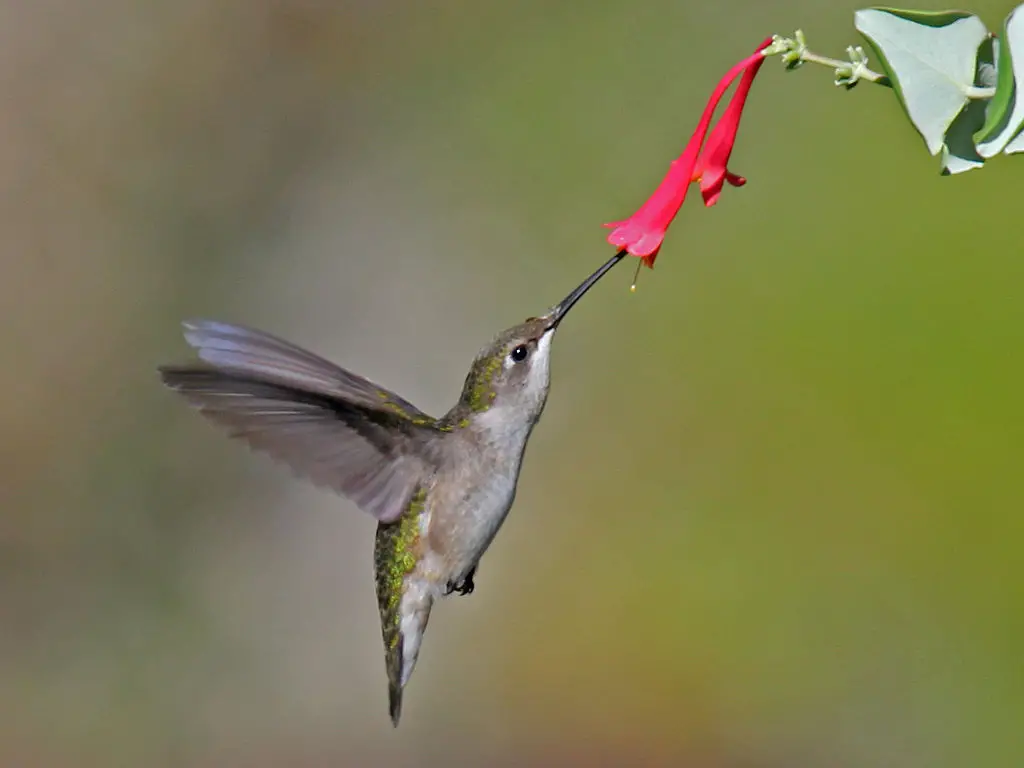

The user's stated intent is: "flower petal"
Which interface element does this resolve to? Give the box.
[605,40,771,261]
[696,38,772,208]
[725,171,746,187]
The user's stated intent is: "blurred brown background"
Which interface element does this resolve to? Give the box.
[2,1,1022,766]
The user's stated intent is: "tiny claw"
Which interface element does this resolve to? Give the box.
[445,568,476,597]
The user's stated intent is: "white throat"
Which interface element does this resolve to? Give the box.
[474,332,553,449]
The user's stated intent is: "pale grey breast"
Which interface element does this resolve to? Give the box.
[429,411,538,584]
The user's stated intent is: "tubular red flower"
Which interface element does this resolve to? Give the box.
[694,40,771,207]
[604,38,772,267]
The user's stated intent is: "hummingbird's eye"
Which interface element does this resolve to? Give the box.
[510,344,529,363]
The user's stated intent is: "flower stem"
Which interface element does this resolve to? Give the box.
[964,85,996,99]
[797,49,887,84]
[762,30,996,98]
[761,31,888,90]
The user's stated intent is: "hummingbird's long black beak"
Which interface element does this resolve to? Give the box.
[546,249,628,329]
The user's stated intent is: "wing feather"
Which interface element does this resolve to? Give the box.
[160,321,441,523]
[180,319,429,415]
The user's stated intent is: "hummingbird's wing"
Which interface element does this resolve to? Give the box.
[177,319,430,414]
[159,320,439,523]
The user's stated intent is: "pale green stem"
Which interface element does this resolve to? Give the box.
[964,85,996,99]
[797,50,888,84]
[762,30,995,98]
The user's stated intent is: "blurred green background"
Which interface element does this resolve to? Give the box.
[3,1,1022,765]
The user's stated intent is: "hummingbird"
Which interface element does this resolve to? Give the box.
[158,251,625,726]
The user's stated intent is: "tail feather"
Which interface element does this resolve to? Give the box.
[376,581,433,726]
[381,601,431,728]
[384,624,405,727]
[374,514,434,727]
[388,679,403,727]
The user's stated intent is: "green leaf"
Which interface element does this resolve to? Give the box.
[974,5,1024,157]
[1004,127,1024,153]
[940,98,987,174]
[855,7,989,155]
[940,35,995,174]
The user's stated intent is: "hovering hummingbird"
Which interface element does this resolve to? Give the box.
[158,251,625,725]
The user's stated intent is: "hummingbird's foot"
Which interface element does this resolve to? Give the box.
[444,568,476,597]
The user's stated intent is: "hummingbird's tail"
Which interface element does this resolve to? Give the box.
[387,675,404,727]
[375,513,435,727]
[382,581,433,727]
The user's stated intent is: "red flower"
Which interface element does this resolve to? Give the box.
[605,38,772,268]
[693,44,769,207]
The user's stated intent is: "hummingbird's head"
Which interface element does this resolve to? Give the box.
[453,252,624,431]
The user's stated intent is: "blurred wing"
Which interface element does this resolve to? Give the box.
[178,319,430,416]
[159,321,440,523]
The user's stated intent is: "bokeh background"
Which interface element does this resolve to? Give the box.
[3,1,1022,765]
